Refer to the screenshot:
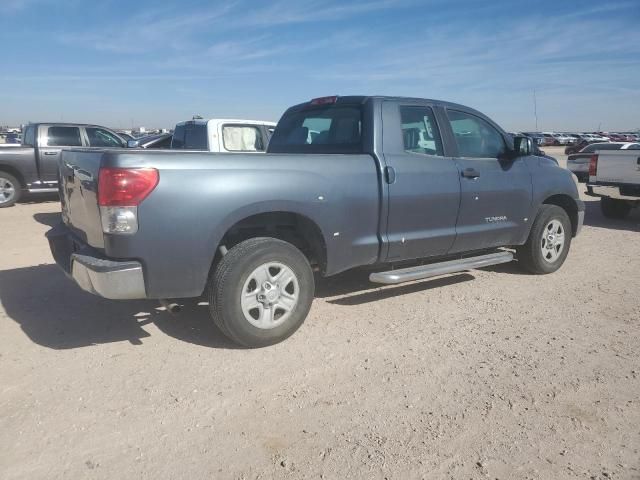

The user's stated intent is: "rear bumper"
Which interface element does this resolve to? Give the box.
[586,184,640,201]
[46,223,147,300]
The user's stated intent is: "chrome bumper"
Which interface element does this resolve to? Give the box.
[587,185,640,201]
[71,254,146,300]
[47,223,147,300]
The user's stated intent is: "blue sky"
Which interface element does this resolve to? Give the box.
[1,0,639,131]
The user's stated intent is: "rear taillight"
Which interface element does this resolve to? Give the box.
[98,168,158,207]
[98,168,158,235]
[589,154,598,178]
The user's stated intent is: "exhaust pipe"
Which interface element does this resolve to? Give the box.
[159,299,181,314]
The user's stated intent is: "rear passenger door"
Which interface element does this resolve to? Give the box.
[443,109,532,252]
[38,126,84,182]
[382,101,461,261]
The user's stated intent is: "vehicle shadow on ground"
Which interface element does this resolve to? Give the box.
[0,264,239,350]
[18,193,59,205]
[33,211,62,227]
[315,269,475,305]
[581,198,640,232]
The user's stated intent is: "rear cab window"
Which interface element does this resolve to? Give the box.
[171,123,209,150]
[269,101,363,154]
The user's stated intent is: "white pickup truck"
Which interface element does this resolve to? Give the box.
[587,149,640,218]
[171,118,276,152]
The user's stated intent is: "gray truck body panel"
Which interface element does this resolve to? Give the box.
[51,96,584,299]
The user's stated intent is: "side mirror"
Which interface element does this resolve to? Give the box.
[512,135,533,157]
[127,139,139,148]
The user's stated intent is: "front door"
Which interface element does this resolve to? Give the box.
[38,125,84,182]
[382,101,461,261]
[443,109,532,253]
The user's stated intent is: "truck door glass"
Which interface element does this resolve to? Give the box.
[86,128,125,147]
[399,106,443,156]
[46,127,82,147]
[447,111,505,159]
[23,125,35,147]
[222,126,265,152]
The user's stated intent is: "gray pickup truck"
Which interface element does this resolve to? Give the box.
[0,123,126,207]
[47,95,584,347]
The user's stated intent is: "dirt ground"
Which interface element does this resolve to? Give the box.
[1,147,639,479]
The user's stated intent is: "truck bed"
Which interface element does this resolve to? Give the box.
[59,148,382,298]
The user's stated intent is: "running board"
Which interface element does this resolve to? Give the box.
[27,188,58,193]
[369,251,514,285]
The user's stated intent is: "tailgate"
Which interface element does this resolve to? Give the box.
[59,150,105,249]
[596,150,640,185]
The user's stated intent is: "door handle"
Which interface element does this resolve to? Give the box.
[384,166,396,184]
[461,167,480,179]
[43,151,57,156]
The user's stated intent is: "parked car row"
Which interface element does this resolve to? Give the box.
[0,118,275,207]
[517,131,640,147]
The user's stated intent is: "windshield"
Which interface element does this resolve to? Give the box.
[269,105,363,154]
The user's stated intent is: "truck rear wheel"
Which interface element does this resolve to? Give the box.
[0,172,21,208]
[208,237,315,347]
[517,205,572,274]
[600,197,631,219]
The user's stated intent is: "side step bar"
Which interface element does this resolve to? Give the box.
[369,251,514,285]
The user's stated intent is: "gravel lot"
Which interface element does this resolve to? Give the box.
[1,148,639,479]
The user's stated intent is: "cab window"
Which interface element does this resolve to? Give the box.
[86,128,125,147]
[46,127,82,147]
[447,110,506,158]
[222,125,265,152]
[399,106,443,156]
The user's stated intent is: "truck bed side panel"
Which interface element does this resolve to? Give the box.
[62,150,381,298]
[0,148,39,186]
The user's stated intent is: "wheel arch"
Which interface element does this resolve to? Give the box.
[208,207,329,286]
[542,194,579,237]
[0,164,26,188]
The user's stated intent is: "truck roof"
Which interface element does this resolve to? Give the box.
[175,119,277,127]
[287,95,495,120]
[26,122,115,129]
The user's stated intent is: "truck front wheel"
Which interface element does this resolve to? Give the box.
[517,205,572,274]
[208,237,315,347]
[600,197,631,219]
[0,172,21,208]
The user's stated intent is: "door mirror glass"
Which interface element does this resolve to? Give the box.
[513,135,533,157]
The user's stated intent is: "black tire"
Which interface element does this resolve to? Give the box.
[517,205,572,274]
[600,197,631,219]
[0,172,22,208]
[208,237,315,348]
